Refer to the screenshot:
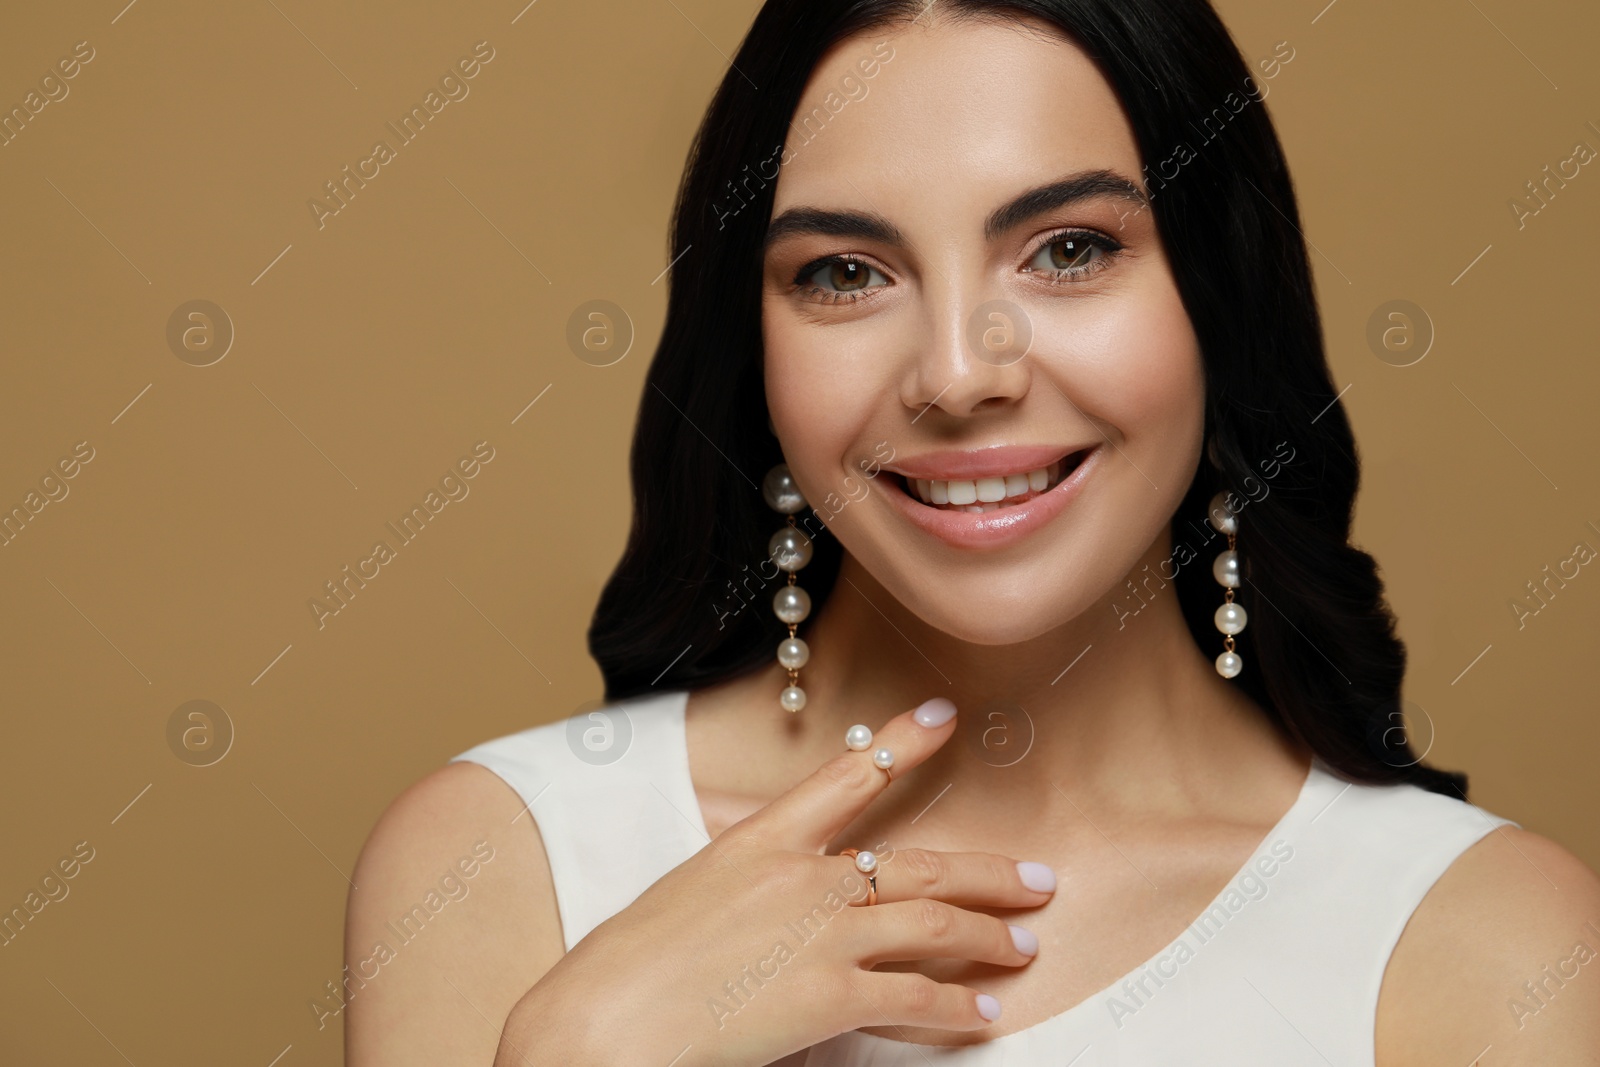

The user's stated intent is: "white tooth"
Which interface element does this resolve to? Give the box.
[975,477,1006,502]
[930,479,949,504]
[979,503,1000,513]
[1004,473,1030,498]
[915,478,931,502]
[1027,467,1048,491]
[965,505,985,513]
[946,479,978,505]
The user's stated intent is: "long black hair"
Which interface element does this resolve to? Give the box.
[588,0,1468,797]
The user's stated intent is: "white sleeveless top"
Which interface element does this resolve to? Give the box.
[451,688,1517,1066]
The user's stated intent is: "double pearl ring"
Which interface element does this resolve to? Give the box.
[845,723,894,782]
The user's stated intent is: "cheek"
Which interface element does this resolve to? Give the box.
[762,308,885,483]
[1040,286,1205,452]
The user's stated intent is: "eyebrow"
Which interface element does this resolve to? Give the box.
[763,169,1149,252]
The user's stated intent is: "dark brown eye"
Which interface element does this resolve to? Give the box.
[835,261,872,289]
[1024,230,1121,283]
[793,256,889,302]
[1033,236,1103,272]
[801,258,882,291]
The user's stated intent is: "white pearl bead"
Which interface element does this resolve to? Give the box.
[872,747,894,770]
[763,464,807,514]
[852,850,878,873]
[1207,491,1239,535]
[1212,549,1240,588]
[1216,650,1242,677]
[1214,602,1248,635]
[773,585,811,625]
[779,685,807,713]
[845,724,873,751]
[777,637,810,670]
[769,527,814,572]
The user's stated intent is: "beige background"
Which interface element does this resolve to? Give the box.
[1,0,1596,1061]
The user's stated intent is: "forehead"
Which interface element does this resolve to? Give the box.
[771,16,1145,215]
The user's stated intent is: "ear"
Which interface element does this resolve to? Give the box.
[1206,435,1223,470]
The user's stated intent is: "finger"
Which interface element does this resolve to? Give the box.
[851,898,1039,968]
[860,847,1057,908]
[756,697,958,853]
[852,971,1004,1032]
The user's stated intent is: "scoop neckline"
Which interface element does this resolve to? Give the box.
[668,687,1327,1050]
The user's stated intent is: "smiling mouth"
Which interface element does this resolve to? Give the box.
[892,448,1094,513]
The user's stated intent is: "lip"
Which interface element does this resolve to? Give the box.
[885,443,1089,481]
[883,443,1102,551]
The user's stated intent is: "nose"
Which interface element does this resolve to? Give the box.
[900,290,1032,419]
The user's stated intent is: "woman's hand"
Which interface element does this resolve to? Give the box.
[499,698,1057,1067]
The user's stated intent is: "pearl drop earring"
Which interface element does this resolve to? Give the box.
[1208,490,1247,678]
[763,463,814,713]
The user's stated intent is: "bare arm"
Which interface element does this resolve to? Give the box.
[1377,826,1600,1066]
[344,762,565,1065]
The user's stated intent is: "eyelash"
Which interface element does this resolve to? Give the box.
[1025,228,1123,286]
[788,227,1124,305]
[790,257,886,305]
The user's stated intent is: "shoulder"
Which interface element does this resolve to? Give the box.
[343,759,563,1065]
[1376,823,1600,1065]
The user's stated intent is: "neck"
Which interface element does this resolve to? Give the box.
[789,523,1301,802]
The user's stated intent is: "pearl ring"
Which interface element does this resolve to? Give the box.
[839,848,879,905]
[843,725,894,783]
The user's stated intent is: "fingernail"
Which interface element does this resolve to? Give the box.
[913,698,957,728]
[975,993,1002,1021]
[1008,924,1038,956]
[1016,861,1056,893]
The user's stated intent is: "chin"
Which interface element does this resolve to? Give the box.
[889,572,1100,646]
[915,604,1070,647]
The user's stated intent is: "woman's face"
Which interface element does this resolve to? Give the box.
[761,16,1205,645]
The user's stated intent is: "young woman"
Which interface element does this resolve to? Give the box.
[346,1,1600,1063]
